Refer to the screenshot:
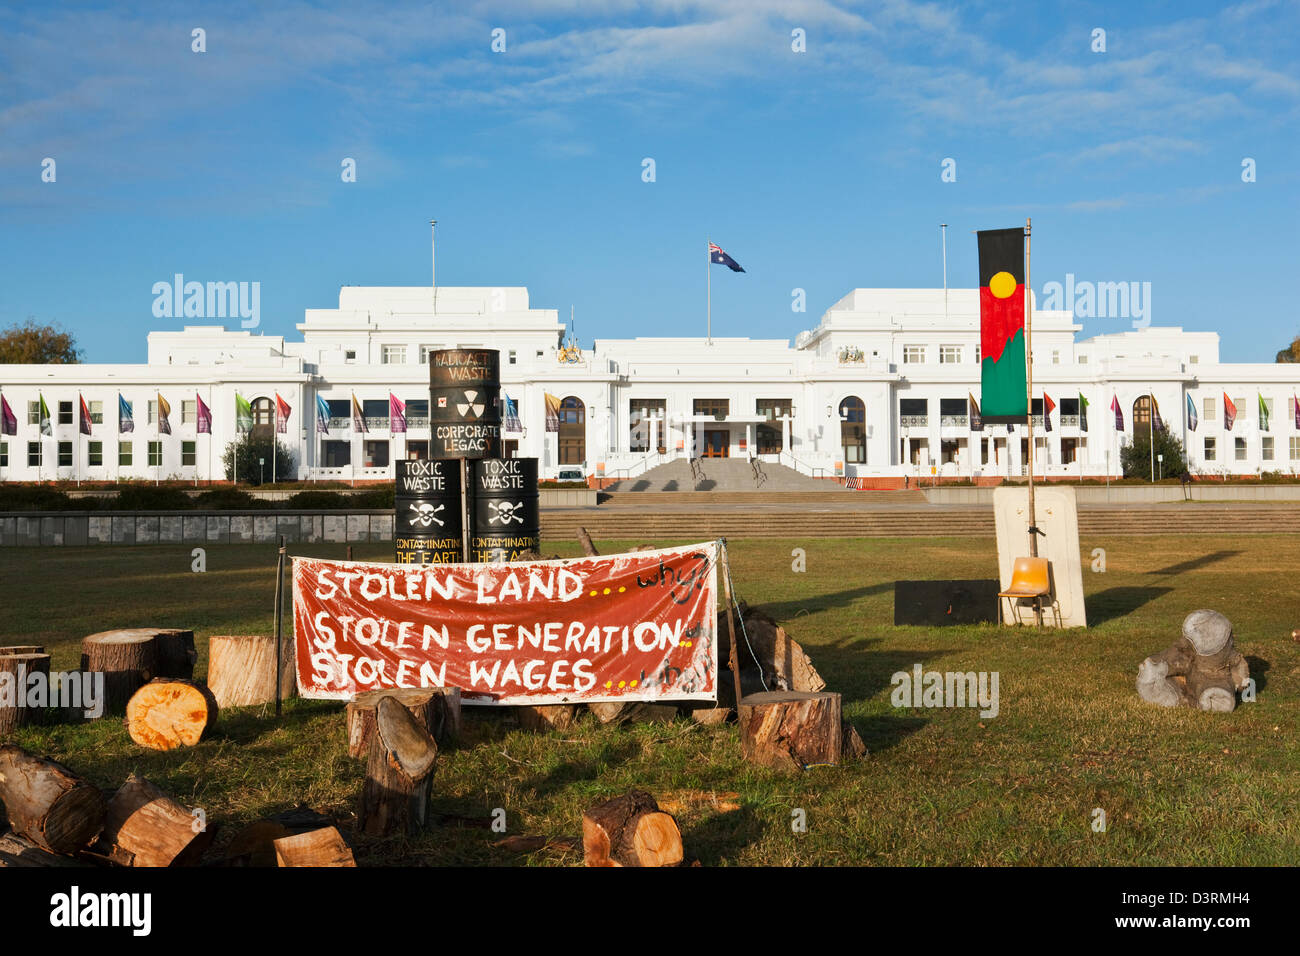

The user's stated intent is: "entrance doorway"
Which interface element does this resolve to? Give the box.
[702,430,729,457]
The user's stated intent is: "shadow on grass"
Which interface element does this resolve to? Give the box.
[805,637,970,702]
[1246,656,1270,695]
[681,805,764,866]
[753,582,893,621]
[852,713,928,753]
[1086,586,1174,626]
[1147,550,1242,576]
[523,738,644,800]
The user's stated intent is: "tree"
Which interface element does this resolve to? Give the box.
[1276,335,1300,363]
[1120,427,1188,479]
[0,319,81,364]
[222,433,295,484]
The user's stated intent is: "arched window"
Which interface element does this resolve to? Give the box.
[251,397,274,438]
[559,396,585,465]
[1132,396,1152,430]
[840,396,866,463]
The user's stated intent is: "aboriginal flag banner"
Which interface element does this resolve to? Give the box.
[978,227,1028,423]
[293,542,720,706]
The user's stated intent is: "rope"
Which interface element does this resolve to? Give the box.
[722,543,769,692]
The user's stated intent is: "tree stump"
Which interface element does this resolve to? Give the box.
[0,745,106,854]
[346,687,460,758]
[516,704,580,733]
[125,679,219,751]
[0,646,45,657]
[80,630,160,716]
[0,652,51,734]
[207,634,295,709]
[582,790,683,867]
[588,701,678,725]
[101,774,215,867]
[359,696,439,837]
[0,831,89,868]
[151,629,198,680]
[576,527,599,556]
[737,691,844,772]
[273,826,356,867]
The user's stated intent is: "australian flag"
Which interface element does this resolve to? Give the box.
[709,242,744,273]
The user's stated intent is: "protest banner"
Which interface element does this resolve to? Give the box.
[292,542,719,706]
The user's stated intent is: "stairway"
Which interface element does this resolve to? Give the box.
[604,457,848,493]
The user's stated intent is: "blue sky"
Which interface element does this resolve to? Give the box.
[1,0,1297,363]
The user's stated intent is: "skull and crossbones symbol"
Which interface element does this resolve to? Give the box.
[409,502,445,528]
[488,500,524,525]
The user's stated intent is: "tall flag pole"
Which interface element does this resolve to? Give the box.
[1148,388,1156,483]
[236,392,253,484]
[316,393,331,484]
[706,237,711,346]
[706,241,745,348]
[1024,218,1035,559]
[78,393,93,488]
[1079,393,1089,433]
[1258,392,1270,432]
[0,390,15,487]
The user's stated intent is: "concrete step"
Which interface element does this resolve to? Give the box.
[604,457,848,493]
[599,489,927,506]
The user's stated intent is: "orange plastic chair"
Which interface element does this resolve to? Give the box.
[998,557,1060,627]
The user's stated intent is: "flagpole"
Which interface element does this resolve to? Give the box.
[1149,386,1155,483]
[1024,217,1037,561]
[273,395,278,487]
[706,237,712,347]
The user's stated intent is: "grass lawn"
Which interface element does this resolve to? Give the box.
[1,535,1297,866]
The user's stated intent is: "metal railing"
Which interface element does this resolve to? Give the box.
[1060,414,1079,427]
[605,453,665,482]
[779,450,826,479]
[689,457,706,483]
[939,415,968,428]
[750,456,767,488]
[900,415,928,427]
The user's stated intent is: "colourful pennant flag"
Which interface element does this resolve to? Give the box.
[79,394,92,436]
[352,393,368,434]
[1150,393,1165,432]
[1223,392,1237,431]
[1186,393,1198,432]
[0,394,15,436]
[316,395,331,435]
[1258,393,1270,431]
[157,393,172,435]
[1079,393,1089,433]
[1111,394,1124,432]
[236,393,253,433]
[544,393,561,433]
[118,394,134,433]
[504,394,522,433]
[390,393,406,434]
[38,394,52,436]
[276,393,291,434]
[1042,392,1056,432]
[197,394,212,434]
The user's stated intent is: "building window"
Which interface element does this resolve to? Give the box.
[182,441,196,466]
[182,400,196,424]
[693,398,729,418]
[323,441,351,467]
[405,440,429,460]
[345,350,356,363]
[0,441,6,467]
[27,401,39,425]
[1204,436,1216,461]
[630,399,667,453]
[559,396,586,465]
[1189,355,1199,364]
[756,399,790,454]
[975,346,981,363]
[119,442,132,466]
[939,345,962,364]
[406,398,428,428]
[419,346,432,364]
[147,400,156,424]
[28,442,41,466]
[251,397,274,438]
[939,397,967,427]
[900,397,927,427]
[1203,397,1216,422]
[1235,437,1247,461]
[148,441,162,467]
[903,346,925,364]
[1132,396,1152,429]
[382,345,407,365]
[57,441,72,466]
[840,396,866,463]
[508,350,517,365]
[1262,436,1274,461]
[364,440,390,468]
[1078,353,1088,364]
[1051,350,1060,365]
[1291,437,1300,461]
[362,398,389,430]
[88,400,103,424]
[57,401,72,425]
[88,441,103,467]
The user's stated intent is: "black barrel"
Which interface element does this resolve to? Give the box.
[469,457,539,562]
[394,459,463,564]
[429,348,502,459]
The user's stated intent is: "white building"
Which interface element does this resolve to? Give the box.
[2,281,1298,485]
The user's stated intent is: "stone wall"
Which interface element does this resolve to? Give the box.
[0,511,395,547]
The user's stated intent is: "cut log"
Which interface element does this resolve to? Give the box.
[273,826,356,867]
[588,701,678,726]
[125,679,219,751]
[0,745,105,854]
[582,790,683,867]
[101,774,215,867]
[151,629,198,680]
[80,629,160,715]
[516,704,580,733]
[0,653,52,734]
[0,830,89,867]
[359,695,439,837]
[222,806,336,867]
[206,634,295,709]
[738,691,843,772]
[722,607,825,694]
[842,721,869,760]
[0,646,45,656]
[576,527,599,556]
[345,686,460,758]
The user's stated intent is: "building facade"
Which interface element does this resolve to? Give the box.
[2,283,1298,484]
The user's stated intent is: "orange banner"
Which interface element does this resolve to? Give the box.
[292,542,719,705]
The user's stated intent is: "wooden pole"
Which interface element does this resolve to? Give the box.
[460,457,470,562]
[274,535,285,718]
[1025,217,1037,561]
[718,539,743,713]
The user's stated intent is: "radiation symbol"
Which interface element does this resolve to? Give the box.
[457,390,485,419]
